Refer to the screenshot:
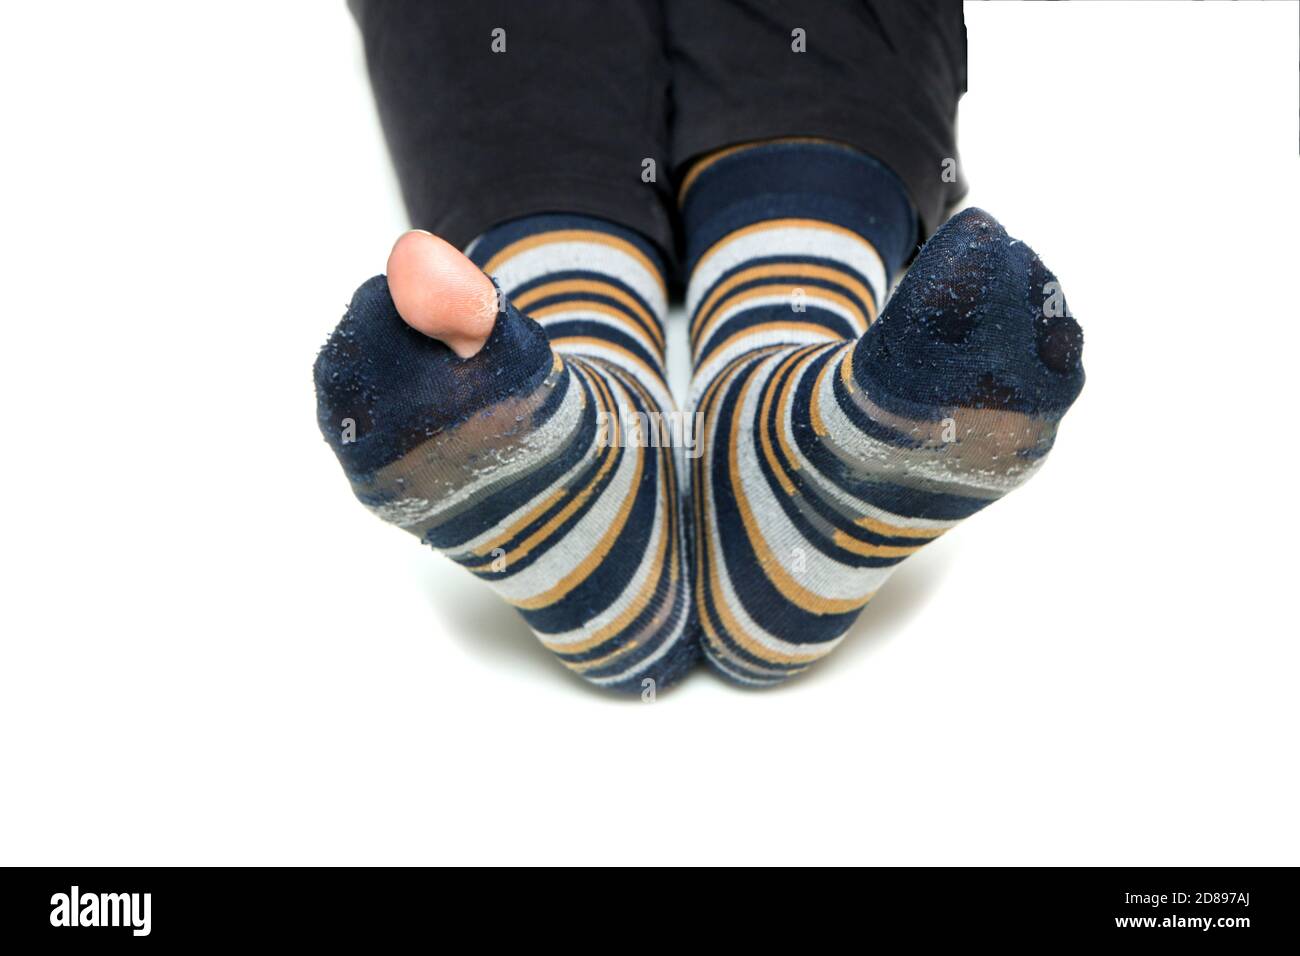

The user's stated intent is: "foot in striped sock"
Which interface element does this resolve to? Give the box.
[682,143,1085,686]
[314,216,695,693]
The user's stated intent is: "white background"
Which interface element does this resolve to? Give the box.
[2,2,1297,865]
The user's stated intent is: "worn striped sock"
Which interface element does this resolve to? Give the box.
[682,142,1085,685]
[314,215,695,693]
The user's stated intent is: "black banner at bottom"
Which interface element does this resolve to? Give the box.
[0,866,1290,946]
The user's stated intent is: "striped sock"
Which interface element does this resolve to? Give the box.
[314,215,695,693]
[682,142,1085,686]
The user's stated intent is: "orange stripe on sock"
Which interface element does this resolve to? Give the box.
[690,262,878,343]
[512,279,665,353]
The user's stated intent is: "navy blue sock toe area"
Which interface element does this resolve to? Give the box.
[313,275,554,478]
[853,207,1085,418]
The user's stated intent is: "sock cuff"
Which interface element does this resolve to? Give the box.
[679,141,918,280]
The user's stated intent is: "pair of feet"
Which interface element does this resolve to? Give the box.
[315,144,1084,693]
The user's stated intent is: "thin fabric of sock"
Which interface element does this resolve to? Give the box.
[315,215,696,693]
[681,141,1084,686]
